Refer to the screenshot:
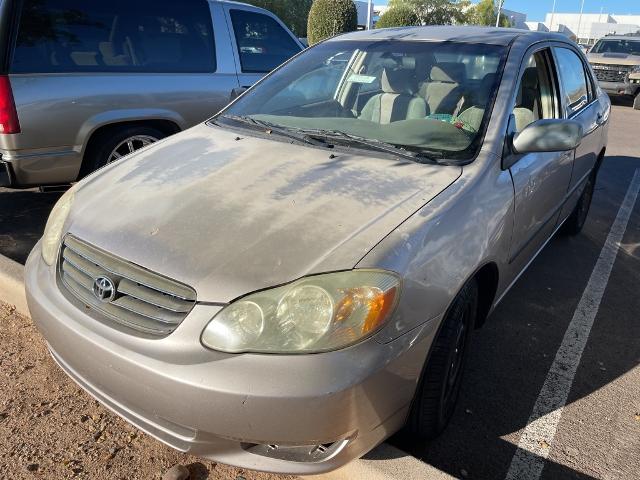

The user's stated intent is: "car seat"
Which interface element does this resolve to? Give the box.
[419,63,467,115]
[359,68,427,124]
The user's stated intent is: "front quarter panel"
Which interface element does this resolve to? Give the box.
[359,152,514,342]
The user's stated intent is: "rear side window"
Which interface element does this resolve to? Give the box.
[553,48,589,115]
[229,9,301,74]
[11,0,216,73]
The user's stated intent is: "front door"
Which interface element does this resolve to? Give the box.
[506,47,575,271]
[552,46,604,193]
[222,5,303,92]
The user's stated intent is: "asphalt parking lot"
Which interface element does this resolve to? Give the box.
[1,100,639,480]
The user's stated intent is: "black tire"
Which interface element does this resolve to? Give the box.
[405,278,478,440]
[78,125,166,179]
[562,173,595,236]
[634,93,640,110]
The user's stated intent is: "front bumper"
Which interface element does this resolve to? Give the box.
[598,80,640,97]
[25,244,438,475]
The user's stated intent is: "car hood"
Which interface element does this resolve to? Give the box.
[68,123,461,302]
[588,52,640,66]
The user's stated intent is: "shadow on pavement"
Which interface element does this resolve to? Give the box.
[608,95,634,108]
[381,155,640,479]
[0,188,62,263]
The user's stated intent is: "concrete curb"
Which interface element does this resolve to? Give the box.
[0,254,444,479]
[0,253,28,316]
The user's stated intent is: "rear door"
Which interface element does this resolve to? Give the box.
[222,4,303,94]
[551,45,603,193]
[505,46,574,269]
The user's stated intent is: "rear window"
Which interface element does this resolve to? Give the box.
[11,0,216,73]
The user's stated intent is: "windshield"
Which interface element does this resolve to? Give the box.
[591,39,640,55]
[215,40,506,162]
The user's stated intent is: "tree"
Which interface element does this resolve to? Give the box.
[469,0,511,27]
[307,0,358,45]
[375,5,421,28]
[242,0,313,37]
[388,0,470,25]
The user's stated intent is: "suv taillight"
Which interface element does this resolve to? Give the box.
[0,75,20,134]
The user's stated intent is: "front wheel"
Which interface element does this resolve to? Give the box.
[562,173,595,236]
[405,278,478,440]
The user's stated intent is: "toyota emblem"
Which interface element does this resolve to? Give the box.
[93,276,116,302]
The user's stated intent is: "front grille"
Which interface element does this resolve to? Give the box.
[59,235,196,336]
[591,63,633,83]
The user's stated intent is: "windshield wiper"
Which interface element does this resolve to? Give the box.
[219,114,327,147]
[299,128,441,164]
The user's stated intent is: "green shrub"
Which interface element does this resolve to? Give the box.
[307,0,358,45]
[375,6,421,28]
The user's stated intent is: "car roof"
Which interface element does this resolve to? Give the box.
[332,26,571,47]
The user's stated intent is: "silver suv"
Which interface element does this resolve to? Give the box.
[0,0,303,188]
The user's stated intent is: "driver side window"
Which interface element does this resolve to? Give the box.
[511,51,557,133]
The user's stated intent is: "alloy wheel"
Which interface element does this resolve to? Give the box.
[107,135,159,163]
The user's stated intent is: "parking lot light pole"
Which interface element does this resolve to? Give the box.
[577,0,585,43]
[496,0,504,27]
[367,0,373,29]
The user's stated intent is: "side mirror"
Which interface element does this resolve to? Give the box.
[512,118,583,154]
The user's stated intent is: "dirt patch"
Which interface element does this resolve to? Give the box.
[0,302,293,480]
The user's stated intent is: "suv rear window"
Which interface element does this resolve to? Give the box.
[11,0,216,73]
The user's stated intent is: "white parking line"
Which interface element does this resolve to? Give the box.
[505,169,640,480]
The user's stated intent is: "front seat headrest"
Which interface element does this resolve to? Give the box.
[381,68,415,94]
[430,63,466,84]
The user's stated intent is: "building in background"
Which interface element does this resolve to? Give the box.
[524,21,549,32]
[354,1,375,29]
[542,13,640,45]
[501,8,527,29]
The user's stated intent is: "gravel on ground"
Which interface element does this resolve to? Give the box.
[0,302,292,480]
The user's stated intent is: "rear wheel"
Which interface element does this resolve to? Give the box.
[406,278,478,440]
[79,125,166,179]
[633,93,640,110]
[562,173,595,236]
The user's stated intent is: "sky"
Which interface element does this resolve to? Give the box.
[375,0,640,22]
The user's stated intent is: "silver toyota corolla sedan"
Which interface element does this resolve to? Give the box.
[25,27,609,475]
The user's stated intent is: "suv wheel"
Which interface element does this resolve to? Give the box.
[79,125,166,179]
[405,278,478,440]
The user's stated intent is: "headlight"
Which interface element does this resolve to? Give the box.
[41,188,74,265]
[202,270,400,354]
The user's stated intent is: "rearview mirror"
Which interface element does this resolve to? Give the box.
[512,119,583,154]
